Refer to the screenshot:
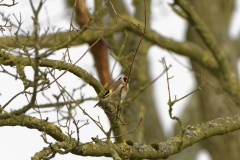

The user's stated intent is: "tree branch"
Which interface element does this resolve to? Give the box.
[174,0,230,75]
[0,16,218,73]
[1,114,240,159]
[0,50,104,96]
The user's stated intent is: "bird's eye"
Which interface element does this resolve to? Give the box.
[123,76,128,83]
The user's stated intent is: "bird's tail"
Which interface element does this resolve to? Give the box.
[93,101,100,108]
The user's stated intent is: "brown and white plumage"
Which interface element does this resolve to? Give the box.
[94,76,129,107]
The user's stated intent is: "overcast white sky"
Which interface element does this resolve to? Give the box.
[1,0,240,159]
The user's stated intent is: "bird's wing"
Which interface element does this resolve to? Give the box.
[103,80,123,98]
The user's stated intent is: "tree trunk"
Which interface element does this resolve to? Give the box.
[173,0,240,159]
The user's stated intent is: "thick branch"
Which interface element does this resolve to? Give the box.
[174,0,230,75]
[0,115,68,141]
[0,50,104,96]
[0,16,218,72]
[1,114,240,159]
[75,113,240,158]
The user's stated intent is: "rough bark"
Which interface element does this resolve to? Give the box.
[173,0,240,159]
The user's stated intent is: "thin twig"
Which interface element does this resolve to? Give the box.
[126,64,170,102]
[162,58,184,132]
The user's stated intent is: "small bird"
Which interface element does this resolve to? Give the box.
[94,75,129,108]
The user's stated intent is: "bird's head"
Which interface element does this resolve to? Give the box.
[120,75,129,84]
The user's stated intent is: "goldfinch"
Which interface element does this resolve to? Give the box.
[94,75,129,107]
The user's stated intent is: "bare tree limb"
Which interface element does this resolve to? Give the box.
[1,114,240,159]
